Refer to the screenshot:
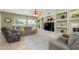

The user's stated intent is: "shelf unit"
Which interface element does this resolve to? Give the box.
[56,10,79,33]
[68,17,79,33]
[38,10,79,34]
[56,12,67,33]
[68,10,79,33]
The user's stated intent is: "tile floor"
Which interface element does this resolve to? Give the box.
[0,29,58,50]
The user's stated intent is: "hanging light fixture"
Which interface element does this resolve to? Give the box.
[32,9,41,17]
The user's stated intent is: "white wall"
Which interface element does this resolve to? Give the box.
[37,9,79,33]
[37,9,56,29]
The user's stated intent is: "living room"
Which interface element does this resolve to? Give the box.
[0,9,79,50]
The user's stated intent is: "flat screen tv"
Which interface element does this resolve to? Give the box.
[44,22,54,32]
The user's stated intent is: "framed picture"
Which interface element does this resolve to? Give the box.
[4,17,12,23]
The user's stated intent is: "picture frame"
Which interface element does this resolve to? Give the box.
[4,17,12,23]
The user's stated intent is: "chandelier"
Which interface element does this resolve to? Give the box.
[32,9,41,17]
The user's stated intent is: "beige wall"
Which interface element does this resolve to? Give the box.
[0,12,35,29]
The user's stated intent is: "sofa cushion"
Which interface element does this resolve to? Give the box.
[68,33,79,48]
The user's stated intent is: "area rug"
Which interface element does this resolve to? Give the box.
[23,32,54,50]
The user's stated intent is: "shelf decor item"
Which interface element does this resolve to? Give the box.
[57,12,67,20]
[50,18,53,21]
[61,24,63,26]
[4,17,12,23]
[71,13,79,18]
[42,18,44,22]
[70,11,79,18]
[60,15,66,19]
[47,19,50,21]
[46,15,54,21]
[61,30,64,33]
[38,20,40,22]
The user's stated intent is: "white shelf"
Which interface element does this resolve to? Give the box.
[44,21,55,23]
[69,17,79,21]
[56,19,67,22]
[56,26,67,28]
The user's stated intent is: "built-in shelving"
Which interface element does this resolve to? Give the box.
[38,10,79,34]
[56,12,67,33]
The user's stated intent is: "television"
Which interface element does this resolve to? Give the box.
[44,22,54,32]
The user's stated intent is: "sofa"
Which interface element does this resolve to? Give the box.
[19,27,37,36]
[1,27,21,43]
[49,33,79,50]
[25,27,37,35]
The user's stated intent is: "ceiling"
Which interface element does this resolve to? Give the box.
[0,9,56,16]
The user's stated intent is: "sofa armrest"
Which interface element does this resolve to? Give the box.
[49,40,70,50]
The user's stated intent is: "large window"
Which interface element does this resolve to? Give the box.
[15,19,36,30]
[15,19,26,29]
[27,20,36,27]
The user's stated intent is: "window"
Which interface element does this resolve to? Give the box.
[27,20,36,27]
[15,19,26,29]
